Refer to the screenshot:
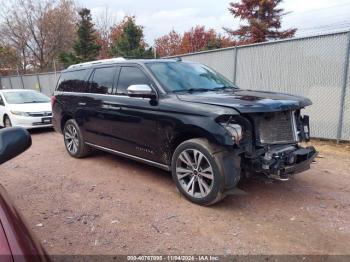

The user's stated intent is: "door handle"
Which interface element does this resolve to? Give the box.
[78,102,86,106]
[102,104,121,110]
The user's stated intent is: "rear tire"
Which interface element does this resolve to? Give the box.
[171,138,226,206]
[4,115,12,128]
[63,119,91,158]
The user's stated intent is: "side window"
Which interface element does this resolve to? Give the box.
[117,66,151,95]
[0,95,4,106]
[90,67,116,94]
[57,69,91,92]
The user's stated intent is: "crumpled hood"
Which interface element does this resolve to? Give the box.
[177,89,312,113]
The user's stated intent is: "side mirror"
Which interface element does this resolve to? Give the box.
[127,84,156,99]
[0,127,32,165]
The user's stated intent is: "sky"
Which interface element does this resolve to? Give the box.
[79,0,350,45]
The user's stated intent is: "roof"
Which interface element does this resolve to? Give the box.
[66,57,183,71]
[67,57,127,69]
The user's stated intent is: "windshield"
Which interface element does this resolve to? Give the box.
[146,61,237,92]
[3,91,50,104]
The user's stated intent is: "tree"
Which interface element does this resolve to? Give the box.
[0,45,19,75]
[0,0,76,72]
[154,30,182,57]
[94,6,116,59]
[60,8,101,67]
[206,34,236,50]
[154,26,235,57]
[110,16,153,59]
[224,0,296,44]
[181,26,213,53]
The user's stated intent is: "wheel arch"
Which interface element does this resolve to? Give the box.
[3,114,9,125]
[60,114,73,132]
[167,124,231,165]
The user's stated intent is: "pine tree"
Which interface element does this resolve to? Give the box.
[224,0,296,44]
[60,8,100,67]
[110,16,153,59]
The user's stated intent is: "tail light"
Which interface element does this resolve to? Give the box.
[51,95,56,107]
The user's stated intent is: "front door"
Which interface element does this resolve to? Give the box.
[105,65,161,162]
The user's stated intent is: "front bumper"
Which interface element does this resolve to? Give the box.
[283,147,318,175]
[10,115,53,129]
[259,145,318,180]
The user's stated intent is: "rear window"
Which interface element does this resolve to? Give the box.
[90,67,117,94]
[57,69,91,92]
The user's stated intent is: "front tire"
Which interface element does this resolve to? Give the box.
[63,119,91,158]
[171,138,226,206]
[4,115,12,128]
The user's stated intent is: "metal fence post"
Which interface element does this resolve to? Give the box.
[53,59,58,85]
[20,75,25,89]
[36,74,42,92]
[8,77,13,89]
[336,30,350,143]
[233,46,238,85]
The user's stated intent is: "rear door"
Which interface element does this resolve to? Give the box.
[80,65,120,147]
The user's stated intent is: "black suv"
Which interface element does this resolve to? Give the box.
[52,58,317,205]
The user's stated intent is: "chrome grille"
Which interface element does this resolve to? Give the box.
[28,112,52,117]
[257,111,298,144]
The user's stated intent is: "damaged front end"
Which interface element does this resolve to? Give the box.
[257,144,317,181]
[220,110,318,181]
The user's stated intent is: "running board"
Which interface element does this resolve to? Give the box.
[85,142,171,171]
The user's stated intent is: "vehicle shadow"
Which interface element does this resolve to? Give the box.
[92,149,173,179]
[91,149,316,211]
[0,126,55,134]
[213,174,318,211]
[28,127,55,135]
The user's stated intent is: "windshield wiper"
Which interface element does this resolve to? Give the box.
[187,88,213,93]
[174,88,213,93]
[214,86,237,90]
[23,101,47,103]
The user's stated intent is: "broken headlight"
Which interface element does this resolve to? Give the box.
[220,123,243,144]
[301,115,310,141]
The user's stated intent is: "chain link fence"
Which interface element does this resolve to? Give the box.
[0,72,60,97]
[0,31,349,141]
[169,30,350,141]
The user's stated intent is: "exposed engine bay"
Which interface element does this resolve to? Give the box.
[227,109,318,181]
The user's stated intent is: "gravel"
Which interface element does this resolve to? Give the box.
[0,129,349,255]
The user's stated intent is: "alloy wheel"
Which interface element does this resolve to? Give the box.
[64,124,79,155]
[176,149,214,198]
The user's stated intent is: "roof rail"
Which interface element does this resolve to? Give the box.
[67,57,126,69]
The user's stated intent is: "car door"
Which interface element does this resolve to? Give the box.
[104,65,161,162]
[56,68,91,132]
[79,65,120,148]
[0,94,6,127]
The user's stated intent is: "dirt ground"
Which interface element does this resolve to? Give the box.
[0,129,349,255]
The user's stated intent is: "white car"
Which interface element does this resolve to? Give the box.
[0,89,53,129]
